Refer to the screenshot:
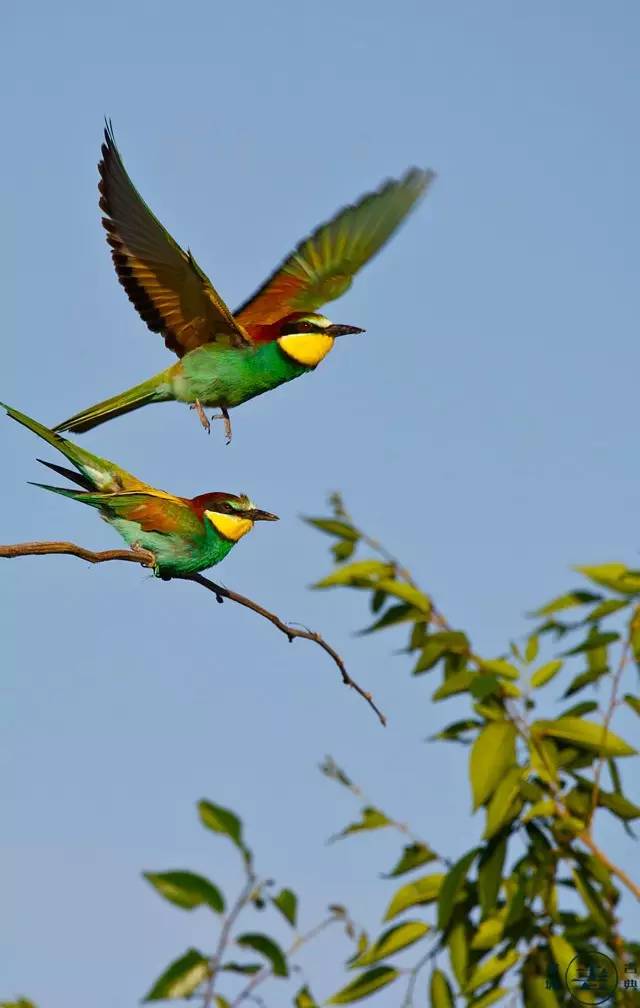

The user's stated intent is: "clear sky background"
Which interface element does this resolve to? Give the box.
[2,2,639,1005]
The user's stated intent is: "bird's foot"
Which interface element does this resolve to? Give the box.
[211,406,233,445]
[190,399,211,435]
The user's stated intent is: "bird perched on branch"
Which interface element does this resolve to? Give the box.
[3,404,278,577]
[55,124,435,443]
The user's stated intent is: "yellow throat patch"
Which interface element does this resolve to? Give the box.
[205,510,254,542]
[277,333,335,367]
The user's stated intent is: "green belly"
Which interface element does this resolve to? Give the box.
[110,517,236,577]
[169,341,311,409]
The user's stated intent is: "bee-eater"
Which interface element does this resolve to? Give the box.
[55,125,435,443]
[3,404,278,577]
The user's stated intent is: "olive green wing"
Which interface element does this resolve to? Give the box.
[100,123,250,356]
[75,491,204,537]
[235,168,435,340]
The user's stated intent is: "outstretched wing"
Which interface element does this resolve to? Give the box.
[235,168,435,341]
[79,491,203,536]
[100,123,250,357]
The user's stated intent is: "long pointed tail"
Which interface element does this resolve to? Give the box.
[54,370,172,434]
[1,402,145,493]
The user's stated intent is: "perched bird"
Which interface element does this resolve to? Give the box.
[55,124,435,443]
[3,403,278,577]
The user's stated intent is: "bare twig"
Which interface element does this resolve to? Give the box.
[1,539,386,726]
[203,871,257,1008]
[179,573,386,726]
[0,539,156,567]
[229,916,337,1008]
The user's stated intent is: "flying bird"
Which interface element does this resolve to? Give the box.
[55,124,435,443]
[4,404,278,577]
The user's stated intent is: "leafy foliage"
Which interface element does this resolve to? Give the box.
[4,496,639,1007]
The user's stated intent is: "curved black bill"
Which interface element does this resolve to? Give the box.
[326,323,366,337]
[250,509,280,522]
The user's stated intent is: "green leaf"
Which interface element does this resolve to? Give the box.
[624,694,640,717]
[314,561,393,588]
[214,997,230,1008]
[575,563,640,594]
[447,913,469,986]
[480,659,520,680]
[477,833,507,917]
[236,933,288,977]
[382,843,437,877]
[414,632,469,674]
[198,800,246,852]
[143,948,209,1001]
[294,986,319,1008]
[533,717,636,756]
[374,578,431,612]
[525,635,540,663]
[586,598,629,621]
[320,757,352,787]
[327,966,399,1003]
[0,1002,37,1008]
[333,540,356,562]
[272,888,297,926]
[384,873,445,921]
[596,789,640,820]
[429,718,482,743]
[465,950,519,993]
[562,668,606,698]
[470,721,517,810]
[533,590,601,617]
[558,701,598,718]
[331,806,391,842]
[471,915,504,950]
[433,667,474,700]
[549,934,575,979]
[305,518,359,540]
[564,630,619,655]
[437,848,479,930]
[359,603,420,634]
[530,660,563,689]
[143,871,224,913]
[221,962,262,974]
[351,921,430,967]
[484,767,523,839]
[430,968,454,1008]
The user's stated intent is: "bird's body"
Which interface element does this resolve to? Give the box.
[61,333,327,433]
[3,404,278,577]
[55,125,434,440]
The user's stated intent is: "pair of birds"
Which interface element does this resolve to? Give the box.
[6,125,433,578]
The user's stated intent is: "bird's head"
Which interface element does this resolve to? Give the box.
[276,313,364,367]
[194,492,279,542]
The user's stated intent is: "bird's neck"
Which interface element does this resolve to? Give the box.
[276,333,335,367]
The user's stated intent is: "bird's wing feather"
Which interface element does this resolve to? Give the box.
[100,123,250,357]
[235,168,435,341]
[79,491,203,536]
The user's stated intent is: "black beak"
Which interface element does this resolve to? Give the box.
[249,509,280,522]
[325,323,365,337]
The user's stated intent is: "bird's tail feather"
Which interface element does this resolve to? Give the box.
[54,371,171,434]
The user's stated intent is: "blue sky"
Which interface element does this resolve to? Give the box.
[2,1,639,1004]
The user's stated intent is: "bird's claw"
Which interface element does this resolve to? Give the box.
[212,406,233,445]
[190,399,211,435]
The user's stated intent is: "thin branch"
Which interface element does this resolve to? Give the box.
[203,871,257,1008]
[589,619,635,825]
[0,539,156,567]
[171,572,386,725]
[1,539,386,727]
[228,916,337,1008]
